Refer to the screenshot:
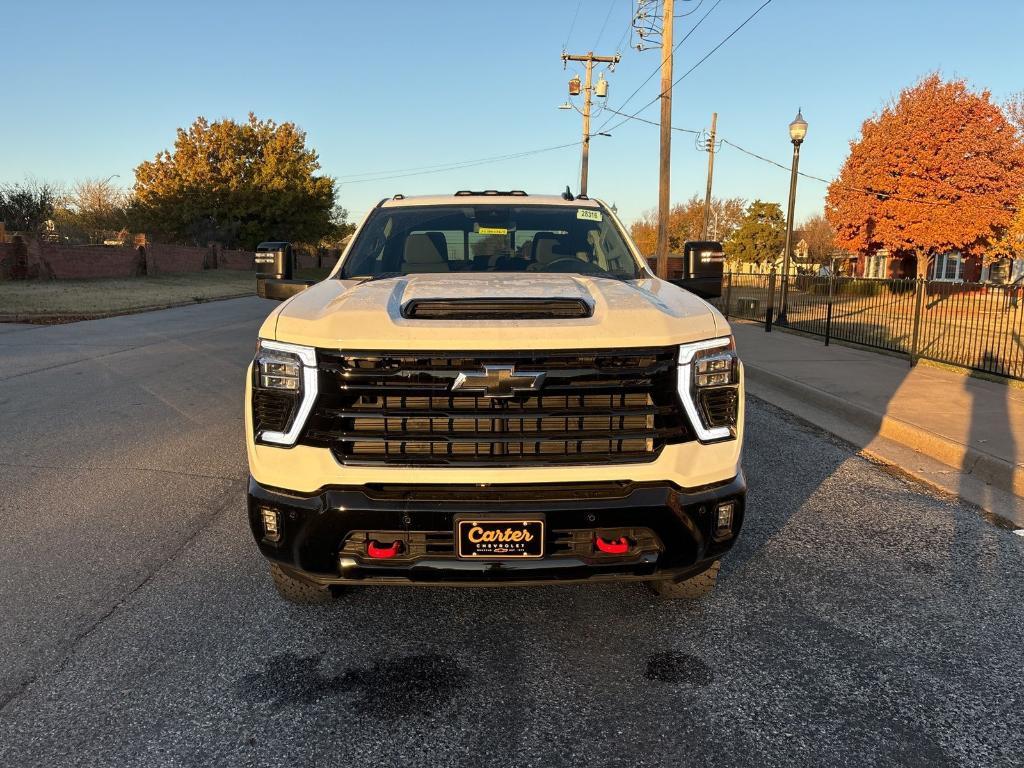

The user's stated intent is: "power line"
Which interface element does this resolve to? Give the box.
[614,0,634,52]
[336,142,582,181]
[673,0,774,82]
[601,107,700,133]
[596,107,1017,214]
[719,138,1018,213]
[601,0,772,135]
[647,0,706,17]
[595,0,724,133]
[595,0,618,48]
[563,0,584,50]
[336,142,582,185]
[674,0,705,17]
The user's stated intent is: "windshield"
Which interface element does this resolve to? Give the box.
[339,204,645,279]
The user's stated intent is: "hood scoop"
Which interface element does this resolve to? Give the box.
[401,297,593,320]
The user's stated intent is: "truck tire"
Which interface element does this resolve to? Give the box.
[647,561,720,599]
[270,563,336,605]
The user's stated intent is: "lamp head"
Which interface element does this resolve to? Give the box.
[789,109,808,145]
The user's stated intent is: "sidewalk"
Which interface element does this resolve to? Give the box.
[731,320,1024,528]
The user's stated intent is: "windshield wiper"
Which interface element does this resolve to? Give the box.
[350,272,406,282]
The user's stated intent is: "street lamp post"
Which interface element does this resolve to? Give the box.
[778,109,807,325]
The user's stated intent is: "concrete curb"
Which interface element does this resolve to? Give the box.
[0,292,255,325]
[745,363,1024,499]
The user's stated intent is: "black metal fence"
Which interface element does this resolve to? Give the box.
[714,272,1024,381]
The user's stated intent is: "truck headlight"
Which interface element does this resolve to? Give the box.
[257,353,301,391]
[677,337,740,441]
[251,339,318,445]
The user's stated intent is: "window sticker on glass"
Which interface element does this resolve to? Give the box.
[577,209,602,222]
[478,226,508,235]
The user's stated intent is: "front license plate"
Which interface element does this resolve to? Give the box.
[456,518,545,559]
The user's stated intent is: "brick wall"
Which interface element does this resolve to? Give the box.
[0,237,257,280]
[0,242,16,277]
[30,241,142,279]
[145,243,208,274]
[292,248,341,271]
[217,248,255,270]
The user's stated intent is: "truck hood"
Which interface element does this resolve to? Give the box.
[267,273,727,350]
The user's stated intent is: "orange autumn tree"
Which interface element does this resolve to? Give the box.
[630,195,746,256]
[826,74,1024,278]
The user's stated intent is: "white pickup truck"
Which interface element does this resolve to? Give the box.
[246,191,745,603]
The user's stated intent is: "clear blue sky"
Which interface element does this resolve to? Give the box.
[3,0,1022,229]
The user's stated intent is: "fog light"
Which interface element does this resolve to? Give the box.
[715,502,735,534]
[260,507,281,542]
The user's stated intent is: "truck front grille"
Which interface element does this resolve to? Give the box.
[302,348,689,466]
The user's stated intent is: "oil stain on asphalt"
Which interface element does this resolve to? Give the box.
[239,652,468,715]
[644,651,713,686]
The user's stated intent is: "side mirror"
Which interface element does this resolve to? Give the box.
[257,278,314,301]
[672,276,723,299]
[672,240,725,299]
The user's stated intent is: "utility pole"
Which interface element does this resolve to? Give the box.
[701,112,718,240]
[654,0,674,279]
[562,51,620,196]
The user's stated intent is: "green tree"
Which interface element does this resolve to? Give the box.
[0,179,60,233]
[725,200,785,266]
[324,204,356,246]
[132,113,336,249]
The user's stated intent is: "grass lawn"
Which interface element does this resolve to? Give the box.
[0,270,261,321]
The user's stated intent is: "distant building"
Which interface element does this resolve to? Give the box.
[843,249,1019,283]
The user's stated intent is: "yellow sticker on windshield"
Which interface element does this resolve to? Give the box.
[478,227,508,235]
[577,209,603,222]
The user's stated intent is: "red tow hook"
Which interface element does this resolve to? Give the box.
[367,540,403,559]
[595,536,631,555]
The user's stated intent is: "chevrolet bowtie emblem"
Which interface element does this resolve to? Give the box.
[451,365,546,398]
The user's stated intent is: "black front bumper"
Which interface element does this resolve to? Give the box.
[247,474,746,587]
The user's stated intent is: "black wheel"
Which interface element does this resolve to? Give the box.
[647,561,720,599]
[269,563,337,605]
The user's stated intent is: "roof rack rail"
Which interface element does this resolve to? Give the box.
[454,189,528,196]
[392,193,405,200]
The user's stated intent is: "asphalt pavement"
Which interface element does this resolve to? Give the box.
[1,298,1022,768]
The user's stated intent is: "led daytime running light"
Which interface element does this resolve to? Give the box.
[254,339,318,445]
[677,336,737,442]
